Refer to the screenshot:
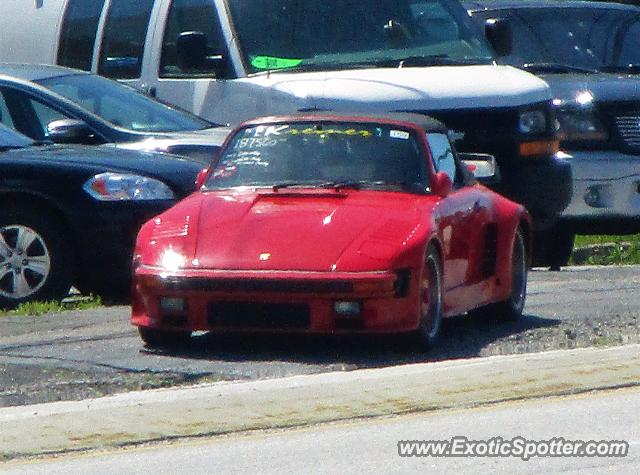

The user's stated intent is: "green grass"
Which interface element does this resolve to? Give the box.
[0,295,103,317]
[572,234,640,265]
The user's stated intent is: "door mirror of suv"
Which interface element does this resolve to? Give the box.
[459,153,500,185]
[46,119,94,144]
[176,31,226,76]
[485,18,512,58]
[432,171,453,197]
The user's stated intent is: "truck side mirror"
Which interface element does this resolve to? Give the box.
[459,152,500,185]
[176,31,226,76]
[177,31,208,70]
[485,18,512,58]
[46,119,95,144]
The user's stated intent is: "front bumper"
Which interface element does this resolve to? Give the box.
[492,154,573,230]
[132,267,419,334]
[75,200,175,286]
[558,150,640,232]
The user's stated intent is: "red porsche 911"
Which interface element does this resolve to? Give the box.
[131,113,531,349]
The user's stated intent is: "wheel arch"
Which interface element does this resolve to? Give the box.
[0,190,82,270]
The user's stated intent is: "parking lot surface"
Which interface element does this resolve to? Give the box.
[1,265,639,407]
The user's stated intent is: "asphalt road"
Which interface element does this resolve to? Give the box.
[4,386,639,474]
[1,265,639,406]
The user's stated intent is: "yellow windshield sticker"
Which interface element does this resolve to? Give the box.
[286,128,373,138]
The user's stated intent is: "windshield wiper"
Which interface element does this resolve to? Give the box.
[268,61,374,73]
[599,64,640,74]
[321,180,414,190]
[393,55,489,68]
[0,145,27,151]
[270,55,488,73]
[271,181,336,191]
[522,62,599,74]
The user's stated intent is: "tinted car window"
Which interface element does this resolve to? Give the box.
[57,0,106,71]
[618,19,640,66]
[208,122,426,191]
[37,73,211,132]
[0,91,16,129]
[29,99,70,138]
[426,132,457,183]
[160,0,228,77]
[0,123,33,148]
[228,0,493,73]
[98,0,154,79]
[473,7,640,70]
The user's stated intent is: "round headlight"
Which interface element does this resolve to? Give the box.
[519,110,547,135]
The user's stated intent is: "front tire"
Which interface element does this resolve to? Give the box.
[532,224,574,270]
[138,327,191,348]
[409,244,444,350]
[0,207,74,308]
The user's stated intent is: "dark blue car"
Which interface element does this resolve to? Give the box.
[0,123,202,307]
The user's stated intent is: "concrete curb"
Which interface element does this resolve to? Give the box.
[1,344,639,460]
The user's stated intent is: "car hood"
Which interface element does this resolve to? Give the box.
[247,65,550,111]
[540,73,640,105]
[107,126,232,163]
[2,144,203,197]
[169,190,433,272]
[113,126,232,150]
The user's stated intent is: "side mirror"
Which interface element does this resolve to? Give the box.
[485,18,512,58]
[195,168,209,190]
[176,31,226,76]
[46,119,94,144]
[459,153,500,185]
[432,171,453,197]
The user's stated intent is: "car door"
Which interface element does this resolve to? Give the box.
[427,133,489,312]
[139,0,231,119]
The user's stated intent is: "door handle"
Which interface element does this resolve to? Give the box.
[147,86,157,98]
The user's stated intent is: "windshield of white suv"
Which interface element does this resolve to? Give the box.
[206,122,427,192]
[36,74,213,132]
[471,7,640,73]
[228,0,494,74]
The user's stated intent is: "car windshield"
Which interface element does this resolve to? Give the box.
[471,7,640,72]
[0,123,34,150]
[36,74,213,132]
[227,0,494,74]
[206,122,427,192]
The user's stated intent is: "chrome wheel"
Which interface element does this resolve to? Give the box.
[0,225,51,300]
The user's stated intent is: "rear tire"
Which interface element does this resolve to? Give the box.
[0,207,74,309]
[472,230,527,322]
[138,327,191,348]
[409,244,444,350]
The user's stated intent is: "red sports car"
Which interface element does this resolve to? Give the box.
[132,113,531,349]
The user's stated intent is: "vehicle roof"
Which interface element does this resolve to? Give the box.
[241,112,448,134]
[0,63,87,82]
[465,0,640,12]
